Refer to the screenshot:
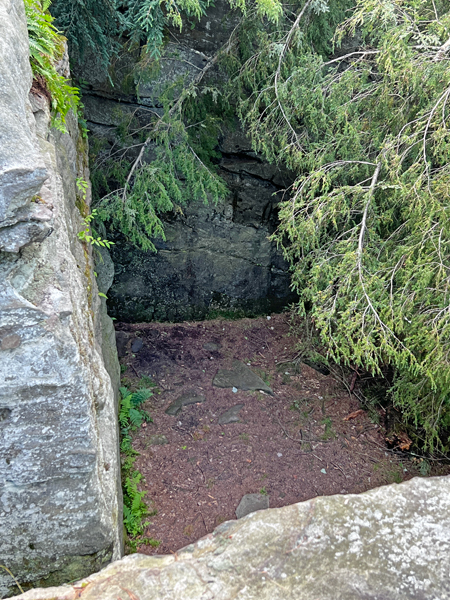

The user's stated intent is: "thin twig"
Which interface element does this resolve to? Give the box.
[321,49,379,67]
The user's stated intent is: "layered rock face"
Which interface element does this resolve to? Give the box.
[78,2,297,322]
[0,1,122,596]
[10,476,450,600]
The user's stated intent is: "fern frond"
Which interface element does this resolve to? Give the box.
[129,408,143,429]
[24,0,79,131]
[130,388,153,407]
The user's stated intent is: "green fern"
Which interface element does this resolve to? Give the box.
[131,388,153,406]
[24,0,79,131]
[123,468,148,536]
[119,386,155,543]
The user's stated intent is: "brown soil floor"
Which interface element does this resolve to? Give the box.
[116,313,450,555]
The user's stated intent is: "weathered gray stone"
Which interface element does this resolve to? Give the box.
[9,476,450,600]
[0,0,47,243]
[203,342,221,351]
[131,338,143,353]
[104,200,295,322]
[165,391,206,416]
[235,493,270,518]
[146,434,169,446]
[94,246,115,295]
[0,218,52,252]
[115,330,129,358]
[218,404,244,425]
[137,44,209,102]
[0,4,122,596]
[213,361,273,395]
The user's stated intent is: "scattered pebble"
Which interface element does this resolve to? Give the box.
[277,453,283,457]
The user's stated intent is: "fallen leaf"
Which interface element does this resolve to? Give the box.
[343,409,364,421]
[386,432,412,451]
[398,432,412,451]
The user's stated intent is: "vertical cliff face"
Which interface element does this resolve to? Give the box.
[0,1,122,596]
[76,1,297,323]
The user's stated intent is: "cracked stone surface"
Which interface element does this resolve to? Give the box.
[10,476,450,600]
[213,360,273,395]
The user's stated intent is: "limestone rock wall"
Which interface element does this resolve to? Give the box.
[9,476,450,600]
[77,1,297,322]
[0,1,122,596]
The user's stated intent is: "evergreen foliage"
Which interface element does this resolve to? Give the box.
[24,0,79,131]
[49,0,118,71]
[37,0,450,450]
[93,107,228,251]
[227,0,450,449]
[50,0,283,73]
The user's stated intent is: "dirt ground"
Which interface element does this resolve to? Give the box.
[116,313,450,555]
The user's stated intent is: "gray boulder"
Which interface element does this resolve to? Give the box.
[0,2,122,596]
[9,476,450,600]
[0,0,47,248]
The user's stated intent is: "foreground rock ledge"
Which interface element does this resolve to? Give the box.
[11,476,450,600]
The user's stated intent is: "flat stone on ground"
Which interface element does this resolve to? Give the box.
[131,338,143,353]
[213,360,273,395]
[146,435,168,446]
[165,391,206,416]
[203,342,221,351]
[236,493,270,519]
[218,404,244,425]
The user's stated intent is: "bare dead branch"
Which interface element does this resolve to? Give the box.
[433,35,450,61]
